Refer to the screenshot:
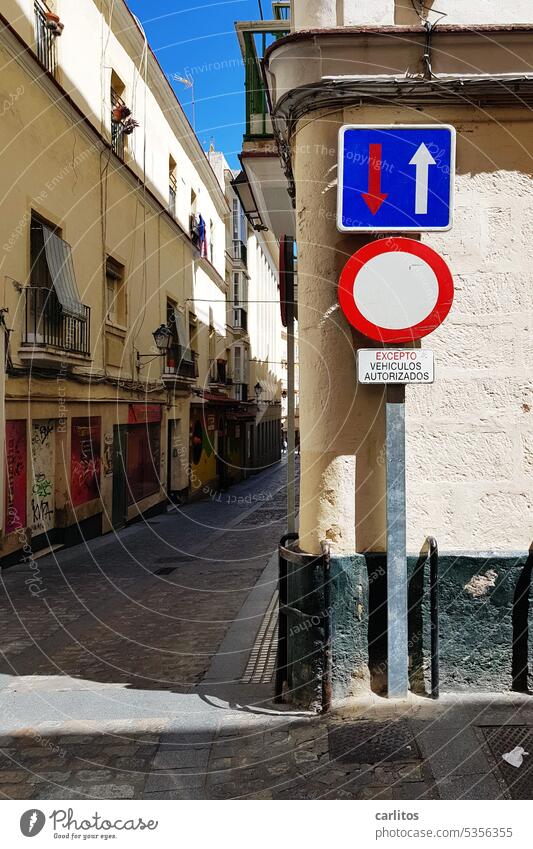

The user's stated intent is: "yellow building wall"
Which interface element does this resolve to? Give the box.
[0,36,200,555]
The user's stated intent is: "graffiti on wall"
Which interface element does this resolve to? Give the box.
[5,420,27,535]
[71,417,101,507]
[31,419,55,533]
[103,433,114,477]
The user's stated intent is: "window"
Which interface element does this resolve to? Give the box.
[232,198,240,241]
[105,257,125,325]
[169,156,177,217]
[232,197,246,243]
[190,188,197,213]
[167,300,190,354]
[235,383,246,401]
[164,301,196,378]
[30,211,87,320]
[30,211,58,289]
[233,346,241,383]
[28,212,88,353]
[111,71,126,159]
[209,218,214,264]
[233,272,240,306]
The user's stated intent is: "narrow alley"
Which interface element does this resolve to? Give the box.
[0,462,532,801]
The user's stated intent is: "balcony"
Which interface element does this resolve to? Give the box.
[272,2,290,19]
[163,345,198,385]
[169,173,177,218]
[232,240,247,267]
[232,307,248,332]
[236,20,288,140]
[190,213,211,259]
[34,0,58,77]
[20,286,91,366]
[169,186,177,218]
[209,359,232,386]
[111,88,126,159]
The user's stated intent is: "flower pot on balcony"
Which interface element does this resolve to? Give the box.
[122,117,139,135]
[46,20,64,35]
[112,104,131,122]
[45,11,60,23]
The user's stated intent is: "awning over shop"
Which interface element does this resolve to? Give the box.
[42,225,86,319]
[197,392,237,405]
[226,410,256,421]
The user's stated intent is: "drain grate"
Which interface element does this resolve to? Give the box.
[328,721,421,763]
[154,567,177,576]
[242,591,278,684]
[479,726,533,800]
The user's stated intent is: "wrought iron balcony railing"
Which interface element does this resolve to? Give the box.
[190,214,211,258]
[22,287,90,355]
[169,172,177,217]
[163,345,198,381]
[111,88,126,159]
[34,0,58,77]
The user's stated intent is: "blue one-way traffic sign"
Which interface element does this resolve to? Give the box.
[337,124,455,233]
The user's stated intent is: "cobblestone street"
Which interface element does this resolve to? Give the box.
[1,462,532,801]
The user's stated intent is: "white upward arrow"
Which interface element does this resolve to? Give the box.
[409,143,437,215]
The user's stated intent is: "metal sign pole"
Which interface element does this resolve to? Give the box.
[386,383,408,698]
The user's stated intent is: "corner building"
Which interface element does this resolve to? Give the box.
[247,1,533,704]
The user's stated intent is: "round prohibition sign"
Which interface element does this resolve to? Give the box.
[338,237,454,343]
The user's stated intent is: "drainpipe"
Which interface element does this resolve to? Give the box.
[321,539,333,713]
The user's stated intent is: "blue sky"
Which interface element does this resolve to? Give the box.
[126,0,263,169]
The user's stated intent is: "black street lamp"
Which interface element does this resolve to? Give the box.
[136,324,173,368]
[152,324,173,352]
[254,381,263,403]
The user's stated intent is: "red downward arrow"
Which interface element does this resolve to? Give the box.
[361,143,388,215]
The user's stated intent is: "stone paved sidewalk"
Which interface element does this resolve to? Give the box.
[1,460,532,801]
[2,693,533,800]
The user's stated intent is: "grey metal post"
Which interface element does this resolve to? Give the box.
[287,298,296,534]
[386,383,408,698]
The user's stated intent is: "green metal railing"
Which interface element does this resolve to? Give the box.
[241,24,288,139]
[272,2,290,20]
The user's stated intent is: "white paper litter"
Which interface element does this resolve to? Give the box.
[501,746,529,768]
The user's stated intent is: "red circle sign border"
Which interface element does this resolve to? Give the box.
[338,237,454,343]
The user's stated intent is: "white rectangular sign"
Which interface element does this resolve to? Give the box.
[357,349,434,384]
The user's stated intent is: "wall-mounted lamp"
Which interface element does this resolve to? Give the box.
[136,324,173,368]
